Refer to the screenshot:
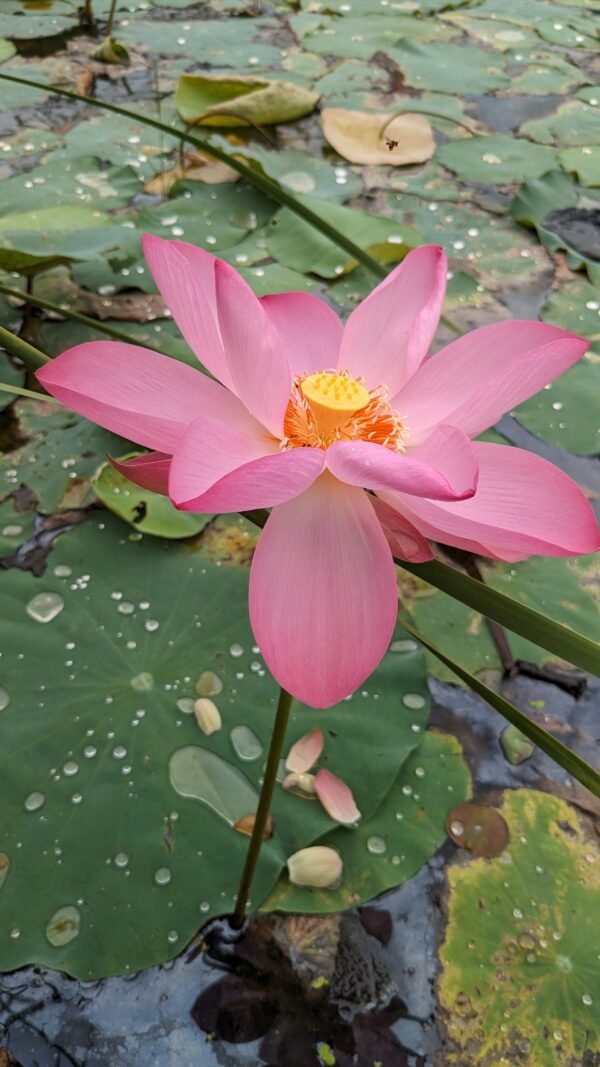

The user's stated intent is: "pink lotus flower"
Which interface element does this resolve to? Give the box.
[36,238,599,708]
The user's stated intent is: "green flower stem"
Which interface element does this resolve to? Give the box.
[0,282,169,356]
[0,326,50,369]
[106,0,118,36]
[231,685,293,928]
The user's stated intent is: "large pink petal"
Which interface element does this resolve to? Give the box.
[170,420,325,512]
[370,496,434,562]
[110,452,171,495]
[338,245,447,395]
[314,769,361,825]
[141,235,233,390]
[215,260,291,436]
[326,426,478,500]
[36,341,247,453]
[261,291,343,377]
[382,443,600,560]
[249,474,398,708]
[398,321,588,441]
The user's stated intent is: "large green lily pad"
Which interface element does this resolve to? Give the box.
[390,41,510,95]
[510,170,600,286]
[438,134,557,186]
[439,790,600,1066]
[0,513,430,978]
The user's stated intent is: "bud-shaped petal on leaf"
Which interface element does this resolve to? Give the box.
[287,846,343,889]
[285,728,324,773]
[193,697,222,735]
[282,771,317,798]
[314,768,361,825]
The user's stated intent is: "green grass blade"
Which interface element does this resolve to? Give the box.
[399,559,600,677]
[402,619,600,798]
[0,283,169,355]
[0,326,50,368]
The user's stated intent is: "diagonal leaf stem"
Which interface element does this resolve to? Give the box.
[231,685,293,928]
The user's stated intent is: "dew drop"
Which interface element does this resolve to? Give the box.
[63,761,79,776]
[512,907,523,920]
[169,746,259,825]
[145,619,160,632]
[167,930,179,944]
[414,767,425,778]
[154,866,172,886]
[450,819,464,836]
[83,746,97,759]
[175,697,195,715]
[2,524,23,537]
[114,852,129,868]
[10,928,20,940]
[26,592,65,624]
[401,784,413,797]
[367,835,387,855]
[402,693,425,709]
[46,905,81,947]
[71,793,83,805]
[24,791,46,812]
[582,994,593,1006]
[112,745,127,759]
[53,565,73,579]
[280,171,316,194]
[196,671,223,697]
[0,687,10,712]
[390,639,418,653]
[230,724,263,762]
[130,671,154,692]
[199,900,210,913]
[229,643,244,658]
[117,601,135,615]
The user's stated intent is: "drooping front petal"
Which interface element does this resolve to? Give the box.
[338,245,447,396]
[381,443,600,560]
[261,291,343,377]
[326,425,478,500]
[141,235,234,390]
[249,474,398,708]
[110,452,171,495]
[170,413,325,511]
[215,260,291,436]
[36,341,249,453]
[397,321,588,442]
[370,496,433,562]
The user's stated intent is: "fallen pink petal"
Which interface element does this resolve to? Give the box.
[314,768,361,825]
[285,728,325,773]
[37,238,600,709]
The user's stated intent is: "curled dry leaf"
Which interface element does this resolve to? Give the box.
[321,108,435,166]
[314,768,361,825]
[287,846,343,889]
[193,698,222,736]
[234,813,274,839]
[144,151,239,196]
[177,72,318,128]
[285,727,324,773]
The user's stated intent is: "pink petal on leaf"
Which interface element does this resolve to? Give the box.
[169,415,325,511]
[249,474,398,708]
[36,341,247,454]
[109,451,171,495]
[326,425,478,501]
[285,728,325,773]
[215,259,291,436]
[314,768,361,825]
[261,291,343,377]
[338,245,447,396]
[384,442,600,561]
[397,321,588,442]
